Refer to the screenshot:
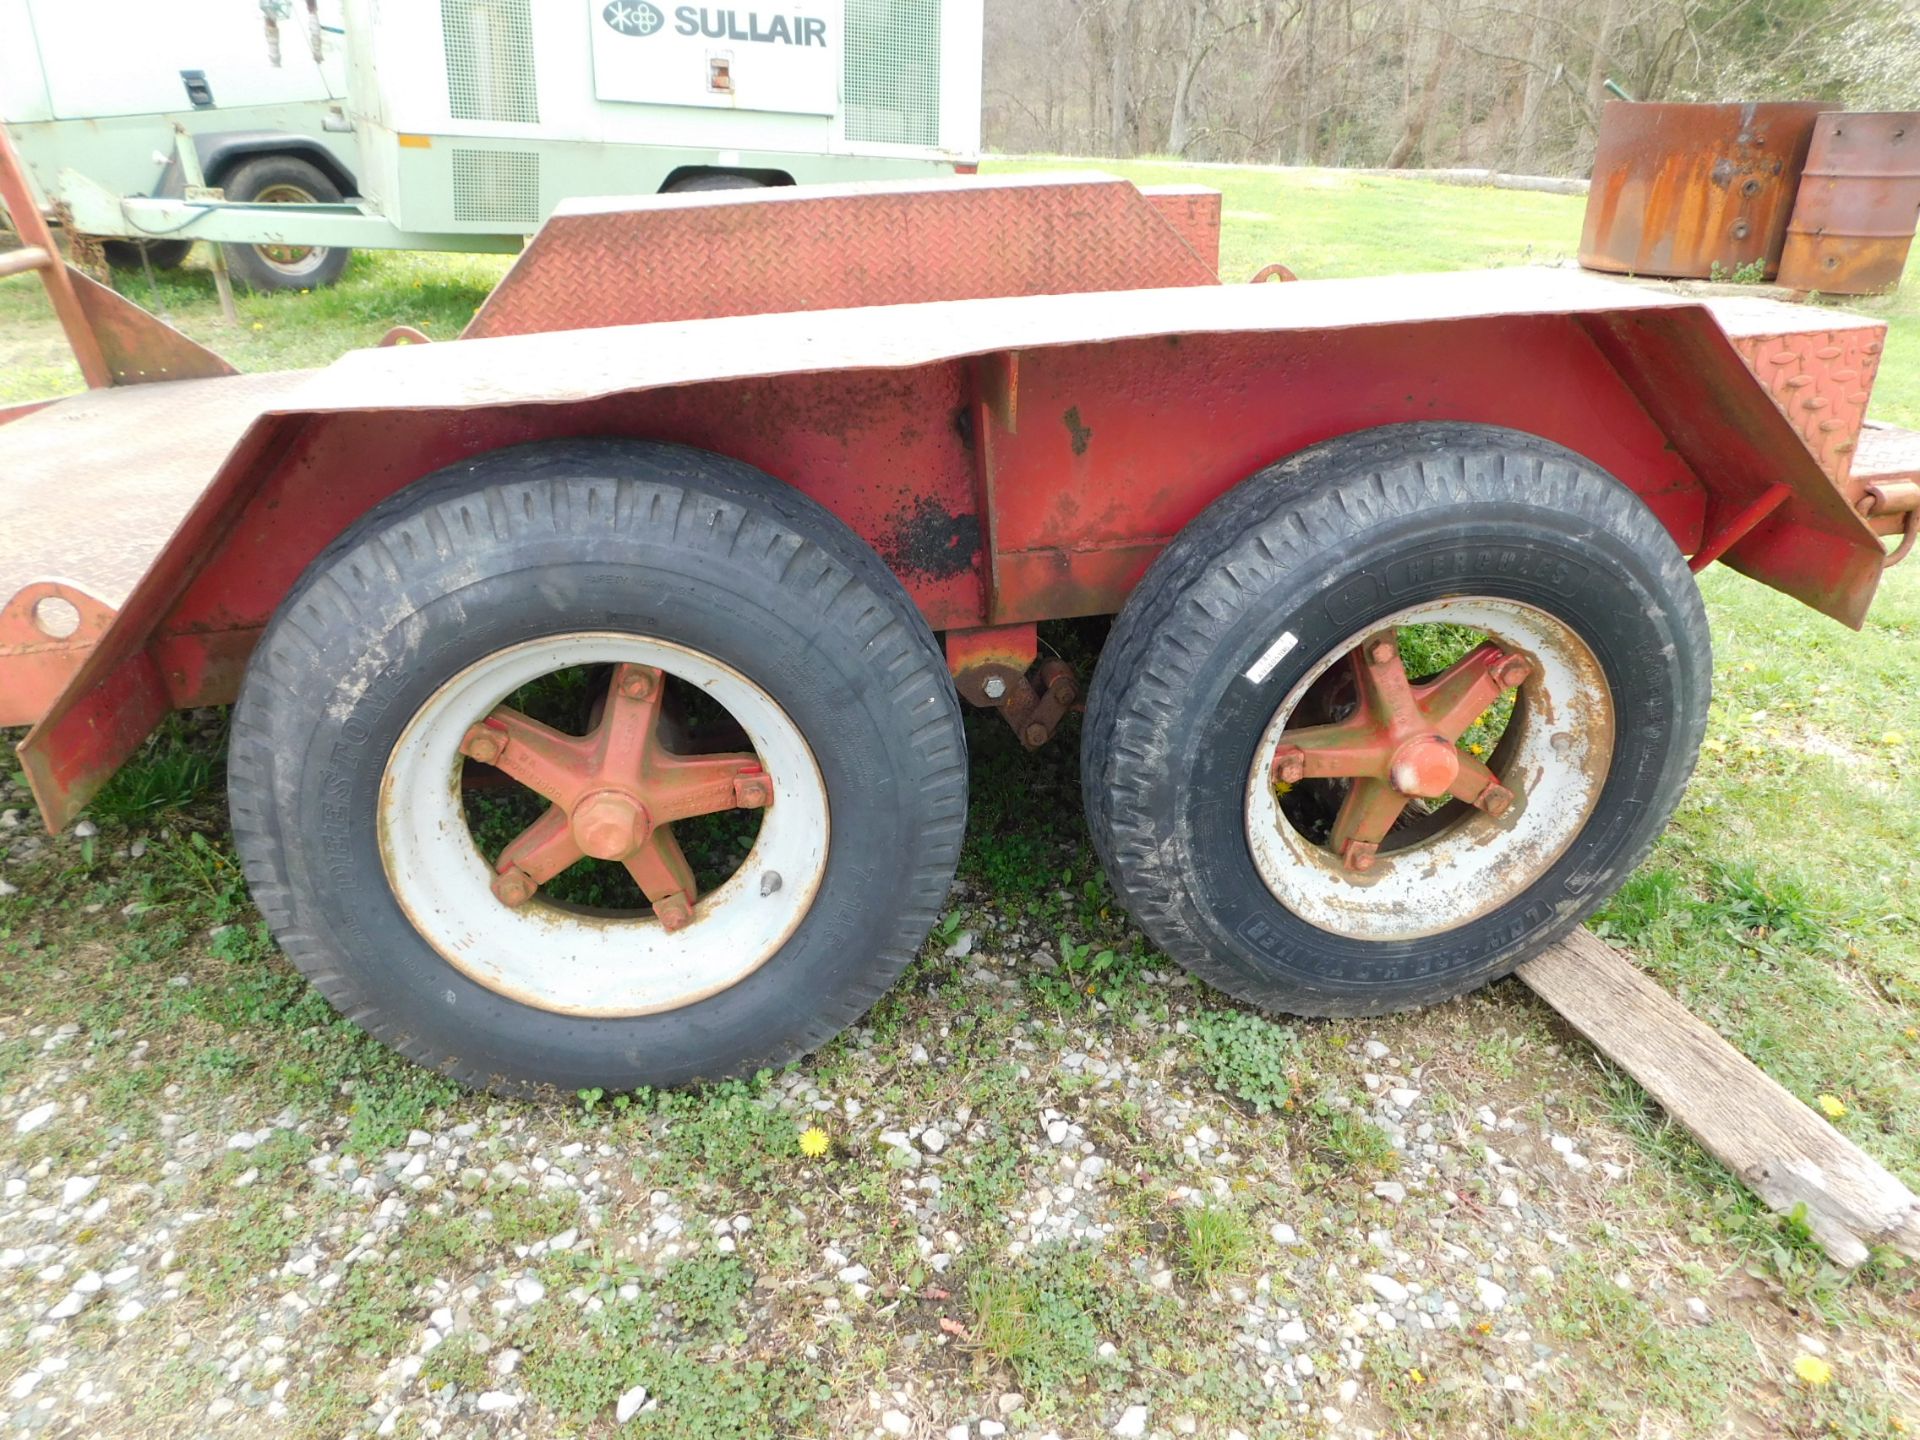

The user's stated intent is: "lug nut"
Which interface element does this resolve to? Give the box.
[1341,839,1379,873]
[619,669,656,701]
[1369,639,1397,665]
[492,868,536,907]
[1477,783,1514,819]
[655,893,693,932]
[734,773,772,808]
[1273,746,1307,784]
[461,726,503,765]
[1024,722,1049,746]
[1494,654,1532,688]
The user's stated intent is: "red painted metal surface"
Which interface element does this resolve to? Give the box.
[1778,112,1920,294]
[454,662,768,928]
[463,173,1220,340]
[1272,635,1527,873]
[0,178,1901,832]
[1582,101,1827,280]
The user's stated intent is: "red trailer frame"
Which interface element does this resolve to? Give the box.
[4,173,1913,830]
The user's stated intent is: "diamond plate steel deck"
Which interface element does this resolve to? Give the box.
[461,172,1222,340]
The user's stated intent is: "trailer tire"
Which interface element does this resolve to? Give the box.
[229,440,967,1094]
[217,155,351,292]
[1082,423,1710,1017]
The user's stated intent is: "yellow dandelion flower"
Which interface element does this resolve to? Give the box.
[1467,742,1486,756]
[798,1126,830,1158]
[250,321,264,331]
[1792,1354,1832,1387]
[1883,732,1906,747]
[1817,1094,1847,1119]
[1408,1367,1425,1384]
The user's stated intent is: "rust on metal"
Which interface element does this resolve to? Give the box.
[1778,112,1920,294]
[1271,634,1528,871]
[67,269,237,385]
[1251,263,1300,283]
[1582,101,1828,280]
[463,173,1221,340]
[945,625,1079,746]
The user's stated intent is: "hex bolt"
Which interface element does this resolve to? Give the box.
[1049,676,1077,703]
[618,669,656,702]
[655,893,693,932]
[1477,783,1515,819]
[1494,654,1533,688]
[1272,746,1307,784]
[491,868,536,907]
[573,792,643,860]
[1024,722,1049,747]
[734,772,772,809]
[461,726,504,765]
[982,674,1008,700]
[1341,839,1379,873]
[1369,638,1398,666]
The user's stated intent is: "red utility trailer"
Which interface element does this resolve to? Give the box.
[3,156,1917,1093]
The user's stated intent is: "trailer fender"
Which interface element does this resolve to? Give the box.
[155,131,359,199]
[8,271,1889,829]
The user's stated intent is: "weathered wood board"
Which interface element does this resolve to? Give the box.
[1517,929,1920,1268]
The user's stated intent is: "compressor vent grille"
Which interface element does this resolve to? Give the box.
[844,0,942,148]
[450,149,541,224]
[442,0,540,125]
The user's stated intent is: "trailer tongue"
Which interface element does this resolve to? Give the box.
[3,163,1916,1093]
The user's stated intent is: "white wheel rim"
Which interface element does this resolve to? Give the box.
[1244,598,1613,942]
[379,632,829,1016]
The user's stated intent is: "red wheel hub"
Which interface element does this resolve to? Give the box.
[1272,631,1529,872]
[457,661,771,927]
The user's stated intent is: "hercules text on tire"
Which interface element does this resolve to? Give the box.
[1082,423,1711,1017]
[228,441,967,1093]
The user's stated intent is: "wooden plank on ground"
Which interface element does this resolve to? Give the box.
[1517,928,1920,1268]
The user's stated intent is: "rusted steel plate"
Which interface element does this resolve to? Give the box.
[462,173,1221,340]
[1583,101,1828,279]
[1779,112,1920,294]
[1704,293,1886,484]
[68,268,238,385]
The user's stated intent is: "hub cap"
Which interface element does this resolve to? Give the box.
[379,633,829,1016]
[1245,598,1613,940]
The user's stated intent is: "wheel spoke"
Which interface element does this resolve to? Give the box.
[1351,631,1421,730]
[462,707,595,807]
[600,663,668,778]
[487,803,586,906]
[1414,642,1529,741]
[1446,751,1517,816]
[625,825,698,931]
[1327,778,1410,871]
[1273,716,1392,782]
[648,752,769,822]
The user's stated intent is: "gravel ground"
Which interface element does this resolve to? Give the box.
[2,717,1917,1440]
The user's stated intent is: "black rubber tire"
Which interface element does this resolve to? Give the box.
[101,238,193,271]
[1082,422,1711,1017]
[218,155,351,292]
[228,440,967,1094]
[663,172,769,192]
